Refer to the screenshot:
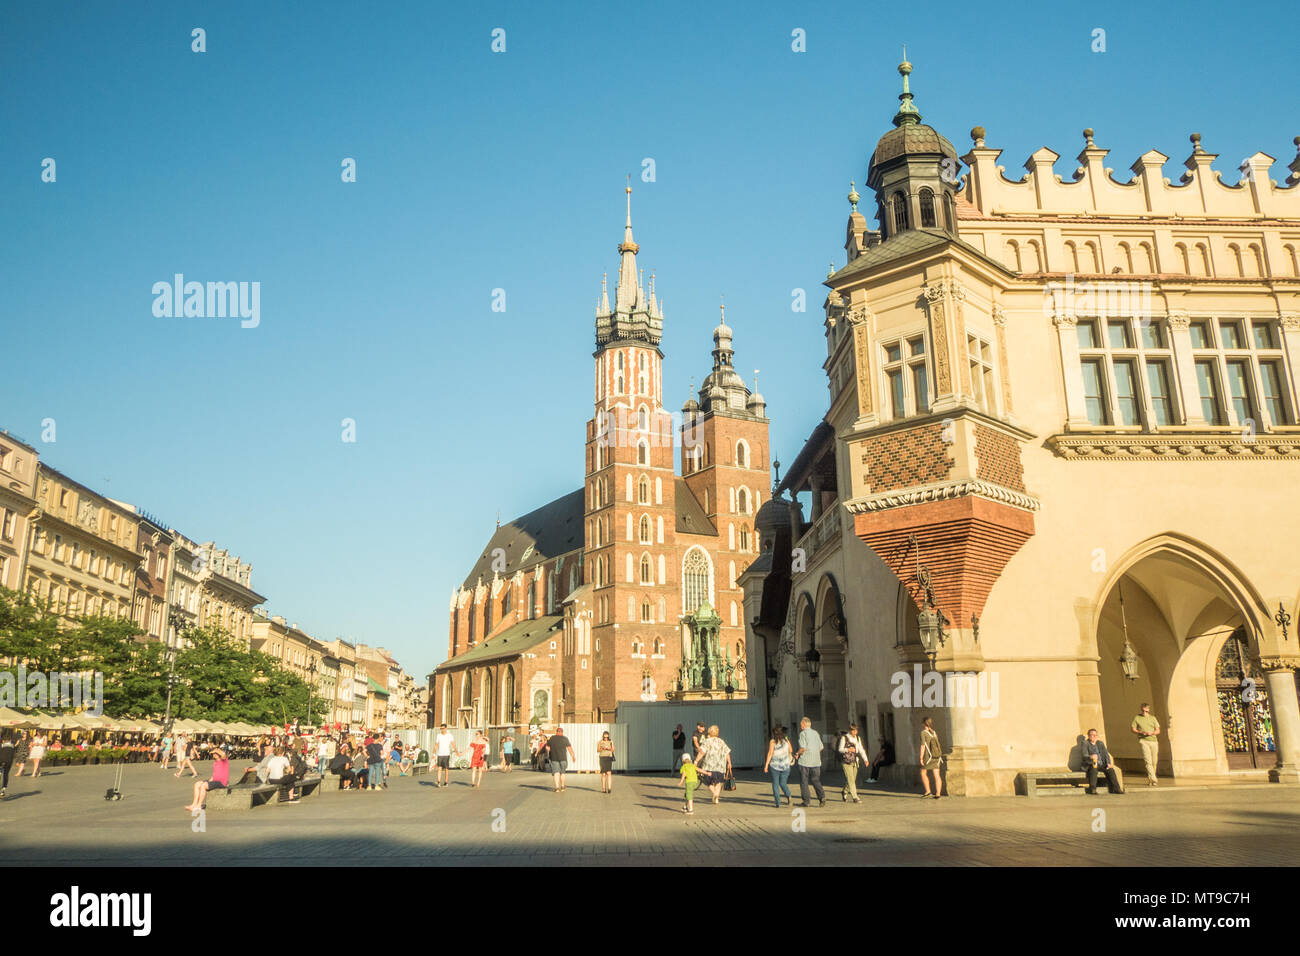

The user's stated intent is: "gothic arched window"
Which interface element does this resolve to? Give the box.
[615,352,625,393]
[639,515,651,543]
[919,188,936,228]
[638,476,649,504]
[640,554,653,584]
[637,440,649,465]
[736,440,748,468]
[637,353,648,395]
[638,405,649,431]
[892,191,909,233]
[682,547,711,614]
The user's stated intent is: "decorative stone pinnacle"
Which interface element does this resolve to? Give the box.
[1190,132,1203,152]
[971,126,986,147]
[1083,128,1095,147]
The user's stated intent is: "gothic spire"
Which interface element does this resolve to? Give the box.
[892,47,922,128]
[615,178,640,313]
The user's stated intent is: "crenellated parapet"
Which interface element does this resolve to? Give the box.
[960,128,1300,221]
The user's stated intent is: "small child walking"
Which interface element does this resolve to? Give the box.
[678,753,699,814]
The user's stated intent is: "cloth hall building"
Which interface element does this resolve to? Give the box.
[431,189,772,729]
[744,58,1300,794]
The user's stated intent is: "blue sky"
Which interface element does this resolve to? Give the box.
[3,1,1294,678]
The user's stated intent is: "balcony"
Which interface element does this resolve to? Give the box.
[795,501,842,566]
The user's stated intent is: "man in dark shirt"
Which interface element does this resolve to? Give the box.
[866,737,895,781]
[546,728,576,792]
[692,722,707,762]
[1082,728,1124,794]
[366,737,385,791]
[671,725,686,770]
[0,731,14,797]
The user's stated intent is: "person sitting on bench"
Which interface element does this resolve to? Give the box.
[866,737,894,781]
[331,743,358,789]
[184,747,229,811]
[1082,728,1124,794]
[241,743,274,784]
[265,746,300,802]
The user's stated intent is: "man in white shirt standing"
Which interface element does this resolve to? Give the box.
[795,717,826,808]
[434,723,458,789]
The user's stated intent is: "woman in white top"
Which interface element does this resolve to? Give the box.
[174,735,198,778]
[837,724,868,804]
[28,733,47,777]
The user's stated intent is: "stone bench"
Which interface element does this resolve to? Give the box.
[1016,767,1123,797]
[206,773,323,810]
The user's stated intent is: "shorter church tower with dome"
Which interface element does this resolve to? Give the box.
[431,188,773,728]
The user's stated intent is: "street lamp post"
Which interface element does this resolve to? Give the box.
[306,658,318,729]
[163,609,187,734]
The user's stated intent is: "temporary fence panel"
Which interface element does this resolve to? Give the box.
[615,698,766,770]
[549,723,627,773]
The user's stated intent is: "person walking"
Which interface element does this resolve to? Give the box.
[434,724,457,788]
[500,730,514,773]
[0,731,15,798]
[469,730,489,788]
[795,717,825,807]
[1131,703,1161,787]
[696,725,732,805]
[671,724,686,771]
[174,735,199,778]
[1082,729,1125,795]
[919,717,943,798]
[597,731,616,793]
[316,736,329,775]
[13,732,29,778]
[27,732,47,778]
[837,724,867,804]
[678,753,699,814]
[547,727,576,792]
[159,732,174,771]
[691,722,707,763]
[763,724,793,808]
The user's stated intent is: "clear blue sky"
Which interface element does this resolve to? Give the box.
[3,1,1294,678]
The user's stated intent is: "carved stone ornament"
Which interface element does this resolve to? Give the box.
[846,307,871,327]
[76,499,98,531]
[1048,434,1300,461]
[992,305,1007,327]
[1167,311,1191,332]
[843,478,1041,514]
[1281,313,1300,333]
[1051,312,1078,329]
[1260,657,1300,673]
[924,283,947,303]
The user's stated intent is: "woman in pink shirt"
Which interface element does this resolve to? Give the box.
[184,747,229,811]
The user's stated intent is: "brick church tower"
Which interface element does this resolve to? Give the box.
[585,184,680,715]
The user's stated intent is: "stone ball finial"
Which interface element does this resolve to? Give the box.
[1293,135,1300,149]
[971,125,986,147]
[1190,132,1202,150]
[1083,128,1095,146]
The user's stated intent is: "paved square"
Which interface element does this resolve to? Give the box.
[2,762,1296,866]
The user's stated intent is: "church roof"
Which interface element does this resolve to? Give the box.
[460,490,585,589]
[871,123,957,167]
[434,615,564,671]
[827,228,1008,284]
[675,478,716,536]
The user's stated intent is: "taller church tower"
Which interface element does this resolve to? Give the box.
[584,186,679,716]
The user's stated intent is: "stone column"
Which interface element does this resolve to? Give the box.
[942,667,995,796]
[1051,312,1091,428]
[1167,312,1208,426]
[1263,661,1300,783]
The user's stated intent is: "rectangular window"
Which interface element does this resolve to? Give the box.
[1107,320,1132,349]
[1252,321,1278,351]
[887,369,905,417]
[911,363,929,414]
[1146,361,1174,426]
[1077,320,1101,350]
[1081,358,1109,425]
[1140,322,1166,349]
[1219,321,1244,350]
[1225,359,1256,425]
[1195,359,1224,425]
[1189,320,1211,349]
[1113,359,1140,425]
[1259,360,1286,425]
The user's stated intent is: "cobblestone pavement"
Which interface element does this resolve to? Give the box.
[1,762,1295,866]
